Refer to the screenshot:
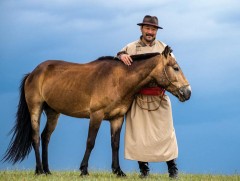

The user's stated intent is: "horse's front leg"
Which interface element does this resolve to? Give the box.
[110,116,126,177]
[80,113,103,176]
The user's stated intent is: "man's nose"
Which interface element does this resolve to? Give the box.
[148,29,157,35]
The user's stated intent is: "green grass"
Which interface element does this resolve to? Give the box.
[0,170,239,181]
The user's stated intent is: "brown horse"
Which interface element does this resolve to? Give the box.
[3,46,191,176]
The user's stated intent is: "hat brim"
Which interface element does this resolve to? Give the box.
[137,23,163,29]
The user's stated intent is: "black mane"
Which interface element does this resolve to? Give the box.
[97,56,118,61]
[130,52,160,61]
[96,53,160,62]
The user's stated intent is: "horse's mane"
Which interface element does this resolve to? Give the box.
[130,52,160,61]
[96,52,160,62]
[97,56,118,61]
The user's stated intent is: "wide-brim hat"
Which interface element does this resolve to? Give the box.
[137,15,163,29]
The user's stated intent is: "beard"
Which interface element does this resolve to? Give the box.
[143,33,155,43]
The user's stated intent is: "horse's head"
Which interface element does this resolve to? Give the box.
[156,46,191,102]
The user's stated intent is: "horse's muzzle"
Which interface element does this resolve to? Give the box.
[178,85,191,102]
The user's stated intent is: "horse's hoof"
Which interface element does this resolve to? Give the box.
[43,167,52,175]
[139,170,149,178]
[35,169,44,175]
[80,170,89,176]
[80,173,89,177]
[118,172,126,177]
[44,170,52,175]
[112,168,126,177]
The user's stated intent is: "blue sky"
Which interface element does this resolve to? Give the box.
[0,0,240,175]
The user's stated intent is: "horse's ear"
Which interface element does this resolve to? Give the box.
[162,46,172,58]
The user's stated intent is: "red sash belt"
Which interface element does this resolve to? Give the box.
[138,87,165,96]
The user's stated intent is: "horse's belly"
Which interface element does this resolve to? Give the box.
[44,95,91,118]
[43,85,130,119]
[61,110,90,118]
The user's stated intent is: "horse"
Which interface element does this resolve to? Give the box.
[2,46,191,176]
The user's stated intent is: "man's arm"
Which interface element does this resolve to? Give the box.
[117,51,133,66]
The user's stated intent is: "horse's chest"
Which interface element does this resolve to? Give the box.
[105,106,128,119]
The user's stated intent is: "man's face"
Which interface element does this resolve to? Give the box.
[141,25,158,43]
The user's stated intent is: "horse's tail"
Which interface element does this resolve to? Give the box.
[2,73,33,164]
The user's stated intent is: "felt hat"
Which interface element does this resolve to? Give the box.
[137,15,163,29]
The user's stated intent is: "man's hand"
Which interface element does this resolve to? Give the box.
[119,54,133,66]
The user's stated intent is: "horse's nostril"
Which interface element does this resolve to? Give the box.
[180,85,191,100]
[179,89,184,96]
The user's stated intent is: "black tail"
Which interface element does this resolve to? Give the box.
[2,73,32,164]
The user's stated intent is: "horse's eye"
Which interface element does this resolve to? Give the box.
[173,67,179,71]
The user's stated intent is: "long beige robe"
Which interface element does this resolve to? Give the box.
[120,39,178,162]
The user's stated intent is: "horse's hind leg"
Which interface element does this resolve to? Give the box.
[28,102,44,174]
[110,117,126,177]
[41,105,60,174]
[80,113,103,176]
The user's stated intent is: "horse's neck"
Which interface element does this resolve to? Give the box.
[122,58,158,96]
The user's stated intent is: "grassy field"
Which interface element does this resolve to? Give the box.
[0,170,239,181]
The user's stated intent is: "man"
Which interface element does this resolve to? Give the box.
[117,15,178,179]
